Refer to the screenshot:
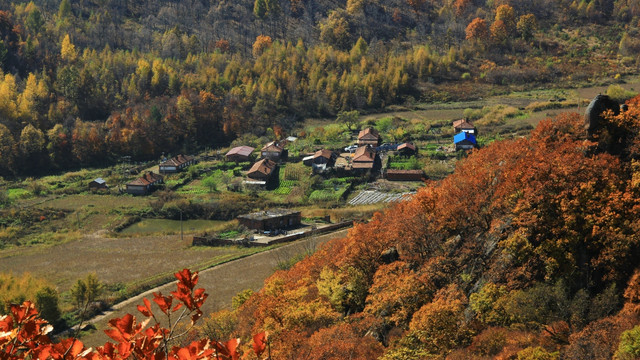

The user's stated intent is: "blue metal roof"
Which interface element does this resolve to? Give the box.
[453,132,476,145]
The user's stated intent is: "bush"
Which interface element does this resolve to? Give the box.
[606,84,637,103]
[35,287,61,325]
[616,325,640,360]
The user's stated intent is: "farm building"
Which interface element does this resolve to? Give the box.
[304,149,337,166]
[261,141,287,161]
[226,146,255,162]
[358,127,381,146]
[385,169,426,181]
[454,132,477,150]
[396,142,417,156]
[237,209,302,231]
[88,178,108,190]
[247,158,277,181]
[352,146,378,171]
[159,154,196,174]
[453,119,477,135]
[126,172,164,195]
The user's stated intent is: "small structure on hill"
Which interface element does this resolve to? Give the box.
[261,141,287,161]
[453,119,477,135]
[226,146,255,163]
[385,169,426,181]
[454,132,477,150]
[396,142,417,156]
[237,209,302,231]
[247,158,277,181]
[358,127,381,146]
[159,154,196,174]
[126,172,164,195]
[89,178,108,190]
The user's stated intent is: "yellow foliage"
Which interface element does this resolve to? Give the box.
[60,34,77,61]
[0,73,18,120]
[0,272,50,314]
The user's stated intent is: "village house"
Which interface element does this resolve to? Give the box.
[247,158,277,181]
[126,172,164,195]
[159,154,196,174]
[358,127,381,146]
[88,178,108,190]
[225,146,255,163]
[396,142,417,156]
[304,149,336,166]
[352,145,379,172]
[454,132,477,150]
[385,169,426,181]
[452,119,477,135]
[261,141,287,161]
[237,208,302,231]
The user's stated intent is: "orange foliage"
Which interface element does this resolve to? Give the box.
[466,18,489,41]
[365,261,432,327]
[252,35,272,57]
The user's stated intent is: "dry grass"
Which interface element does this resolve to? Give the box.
[0,232,259,296]
[78,229,350,348]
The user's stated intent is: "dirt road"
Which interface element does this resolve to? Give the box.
[78,228,349,347]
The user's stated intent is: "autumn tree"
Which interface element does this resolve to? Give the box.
[252,34,272,57]
[337,110,360,131]
[495,4,516,33]
[490,19,509,45]
[18,124,46,173]
[60,34,77,62]
[0,124,15,175]
[319,9,352,50]
[466,18,489,42]
[517,14,538,41]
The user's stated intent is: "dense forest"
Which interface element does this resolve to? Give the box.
[0,0,639,175]
[191,99,640,359]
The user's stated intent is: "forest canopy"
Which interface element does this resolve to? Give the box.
[0,0,638,175]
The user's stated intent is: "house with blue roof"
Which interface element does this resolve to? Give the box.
[454,132,477,151]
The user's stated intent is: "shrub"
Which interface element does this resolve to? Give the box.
[616,325,640,360]
[35,287,61,325]
[606,84,637,103]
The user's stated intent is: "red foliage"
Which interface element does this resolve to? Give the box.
[0,269,257,360]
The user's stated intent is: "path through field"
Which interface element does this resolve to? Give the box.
[78,228,350,348]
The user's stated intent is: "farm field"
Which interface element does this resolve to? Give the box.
[120,219,229,235]
[0,232,264,299]
[78,228,350,348]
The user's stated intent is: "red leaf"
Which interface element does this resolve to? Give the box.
[137,298,153,317]
[152,292,173,315]
[174,269,198,291]
[105,314,136,343]
[252,331,269,357]
[190,310,202,325]
[225,338,240,360]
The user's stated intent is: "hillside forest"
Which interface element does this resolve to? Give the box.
[191,98,640,358]
[0,0,640,176]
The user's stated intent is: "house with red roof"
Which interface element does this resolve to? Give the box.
[226,146,255,163]
[247,158,277,181]
[358,127,381,146]
[159,154,196,174]
[453,119,477,135]
[126,172,164,195]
